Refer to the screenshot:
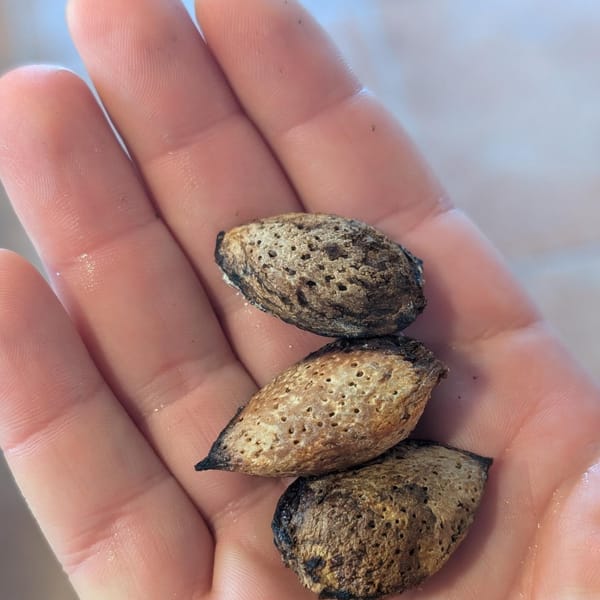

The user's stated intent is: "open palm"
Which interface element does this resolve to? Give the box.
[1,1,599,598]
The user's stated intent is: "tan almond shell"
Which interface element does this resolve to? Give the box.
[215,213,426,337]
[272,440,492,600]
[195,337,447,477]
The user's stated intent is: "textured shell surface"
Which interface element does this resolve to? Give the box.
[215,213,426,337]
[194,337,447,477]
[272,440,493,600]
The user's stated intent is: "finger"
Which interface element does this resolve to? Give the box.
[533,457,600,598]
[66,0,320,379]
[0,251,211,599]
[196,0,441,224]
[0,66,276,520]
[197,0,539,344]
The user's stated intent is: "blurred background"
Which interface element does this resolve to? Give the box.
[1,0,599,597]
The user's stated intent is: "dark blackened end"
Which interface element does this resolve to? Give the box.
[403,246,425,288]
[194,450,229,472]
[272,477,307,555]
[215,230,240,287]
[194,435,233,472]
[471,453,494,473]
[196,405,247,473]
[194,456,216,471]
[214,230,226,263]
[395,300,426,331]
[214,230,259,305]
[394,245,427,330]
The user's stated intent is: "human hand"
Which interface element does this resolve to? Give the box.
[0,0,599,598]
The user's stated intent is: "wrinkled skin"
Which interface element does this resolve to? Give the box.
[0,1,599,599]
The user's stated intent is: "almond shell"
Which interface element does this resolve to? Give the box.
[215,213,426,337]
[195,337,447,477]
[272,440,492,599]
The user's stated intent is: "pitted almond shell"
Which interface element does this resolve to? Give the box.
[272,440,492,599]
[195,337,447,477]
[215,213,426,337]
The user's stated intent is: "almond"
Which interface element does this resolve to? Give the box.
[215,213,426,337]
[272,440,492,599]
[194,337,447,477]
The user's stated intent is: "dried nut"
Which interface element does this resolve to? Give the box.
[272,440,492,600]
[215,213,426,337]
[194,337,447,477]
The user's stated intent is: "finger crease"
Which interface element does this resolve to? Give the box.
[373,199,454,241]
[131,351,244,425]
[141,109,246,169]
[2,377,107,458]
[49,214,161,276]
[274,84,368,142]
[59,469,172,576]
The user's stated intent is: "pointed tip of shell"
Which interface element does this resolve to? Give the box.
[475,454,494,472]
[194,452,229,472]
[194,456,215,472]
[214,230,226,264]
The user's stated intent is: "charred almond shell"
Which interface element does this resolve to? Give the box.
[215,213,426,337]
[272,440,492,600]
[195,337,447,477]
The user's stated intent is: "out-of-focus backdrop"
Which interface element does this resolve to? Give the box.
[1,0,599,598]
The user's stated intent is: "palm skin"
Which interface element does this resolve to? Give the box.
[0,0,599,598]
